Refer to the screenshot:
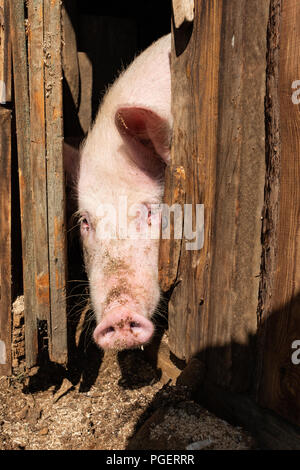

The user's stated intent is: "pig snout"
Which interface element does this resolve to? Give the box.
[93,308,154,350]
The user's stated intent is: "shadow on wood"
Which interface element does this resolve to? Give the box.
[125,290,300,450]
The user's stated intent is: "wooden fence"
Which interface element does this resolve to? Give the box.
[159,0,300,437]
[0,0,68,372]
[0,0,299,447]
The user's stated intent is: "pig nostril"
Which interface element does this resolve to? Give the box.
[94,310,155,350]
[103,326,115,335]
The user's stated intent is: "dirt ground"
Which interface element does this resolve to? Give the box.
[0,344,256,451]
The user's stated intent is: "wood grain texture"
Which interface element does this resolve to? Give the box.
[0,0,12,375]
[172,0,194,28]
[161,1,268,393]
[0,0,11,376]
[11,1,68,367]
[258,0,300,426]
[28,0,50,322]
[10,0,38,368]
[205,0,269,391]
[160,0,223,362]
[44,0,68,364]
[0,108,12,375]
[0,0,11,103]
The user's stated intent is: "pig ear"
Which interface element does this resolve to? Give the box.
[115,107,171,166]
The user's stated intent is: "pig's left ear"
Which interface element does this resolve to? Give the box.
[115,107,171,165]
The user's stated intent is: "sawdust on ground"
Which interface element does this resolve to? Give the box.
[0,347,256,450]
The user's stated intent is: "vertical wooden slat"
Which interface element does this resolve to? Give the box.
[0,93,12,375]
[161,0,269,393]
[0,106,11,375]
[0,0,11,104]
[160,0,223,361]
[10,1,39,368]
[258,0,300,426]
[11,0,68,367]
[44,0,68,364]
[28,0,50,322]
[204,0,269,391]
[0,0,12,375]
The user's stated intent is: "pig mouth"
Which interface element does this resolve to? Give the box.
[93,308,154,351]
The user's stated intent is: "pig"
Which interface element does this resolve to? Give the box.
[72,34,172,350]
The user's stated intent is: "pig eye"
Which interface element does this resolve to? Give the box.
[144,203,161,226]
[80,213,91,235]
[82,218,89,230]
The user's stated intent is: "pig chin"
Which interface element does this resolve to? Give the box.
[91,280,160,351]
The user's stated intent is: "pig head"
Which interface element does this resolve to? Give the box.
[68,34,172,350]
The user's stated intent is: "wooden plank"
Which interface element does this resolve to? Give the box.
[172,0,194,28]
[0,108,12,375]
[0,0,12,376]
[161,1,268,393]
[44,0,68,364]
[257,0,300,426]
[11,0,68,367]
[28,0,50,322]
[10,1,38,368]
[160,0,223,362]
[0,0,11,104]
[204,0,269,391]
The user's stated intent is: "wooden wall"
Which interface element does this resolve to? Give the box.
[10,0,67,368]
[257,0,300,427]
[160,0,300,430]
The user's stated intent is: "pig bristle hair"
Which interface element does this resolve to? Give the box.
[66,210,82,245]
[152,291,169,330]
[71,209,83,225]
[65,287,97,352]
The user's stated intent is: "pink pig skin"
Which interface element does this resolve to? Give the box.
[76,34,172,350]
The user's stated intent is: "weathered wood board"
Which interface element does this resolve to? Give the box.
[28,0,50,324]
[0,0,12,375]
[0,0,11,104]
[0,107,12,375]
[160,0,269,393]
[10,0,38,368]
[44,0,68,364]
[10,0,67,367]
[257,0,300,427]
[160,0,223,362]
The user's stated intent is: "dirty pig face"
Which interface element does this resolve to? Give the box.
[79,205,161,350]
[77,104,171,352]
